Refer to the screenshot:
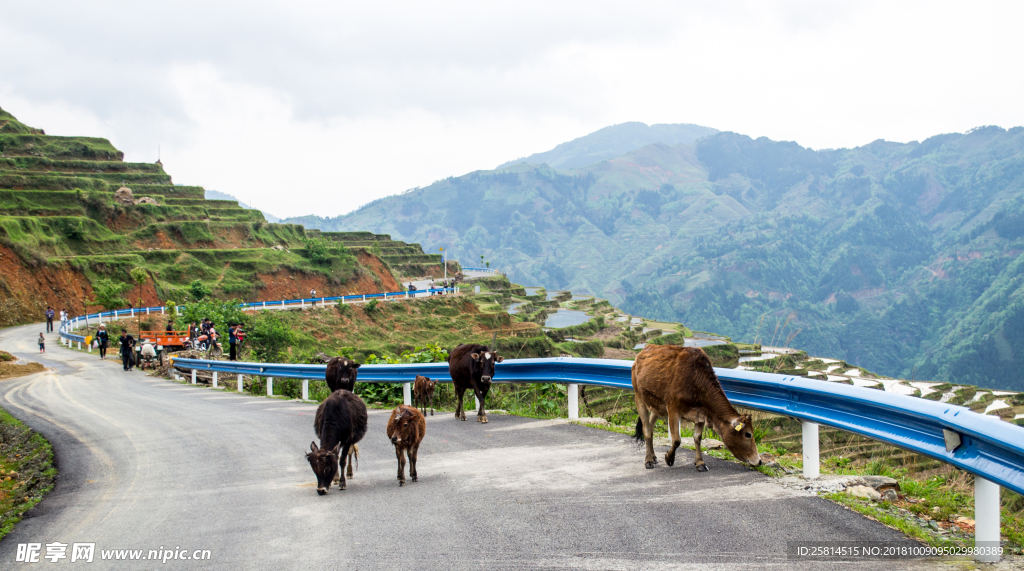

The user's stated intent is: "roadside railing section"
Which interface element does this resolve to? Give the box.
[167,355,1020,560]
[56,287,460,346]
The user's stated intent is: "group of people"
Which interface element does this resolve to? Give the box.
[405,280,456,296]
[185,318,244,361]
[44,306,71,333]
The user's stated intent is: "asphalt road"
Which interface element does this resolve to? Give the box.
[0,323,944,570]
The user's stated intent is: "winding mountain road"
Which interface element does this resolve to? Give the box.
[0,323,941,570]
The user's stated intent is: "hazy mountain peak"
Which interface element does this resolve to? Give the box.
[498,121,719,170]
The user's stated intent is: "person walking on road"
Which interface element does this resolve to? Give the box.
[96,324,110,360]
[45,307,55,332]
[119,329,136,371]
[38,332,45,353]
[58,308,67,329]
[228,323,238,361]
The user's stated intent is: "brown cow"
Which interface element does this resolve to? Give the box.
[632,344,761,472]
[386,405,426,486]
[413,375,437,416]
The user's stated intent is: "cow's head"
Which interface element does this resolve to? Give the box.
[720,414,761,467]
[390,408,420,445]
[330,358,360,389]
[307,441,341,495]
[470,351,503,383]
[415,375,436,397]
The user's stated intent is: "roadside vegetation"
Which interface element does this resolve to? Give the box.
[0,407,56,541]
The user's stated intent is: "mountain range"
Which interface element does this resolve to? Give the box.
[281,122,1024,391]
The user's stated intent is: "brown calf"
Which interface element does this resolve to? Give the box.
[632,344,761,472]
[386,405,426,486]
[413,375,437,416]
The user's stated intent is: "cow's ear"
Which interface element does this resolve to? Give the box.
[310,441,318,453]
[471,353,480,361]
[331,442,342,456]
[496,356,504,363]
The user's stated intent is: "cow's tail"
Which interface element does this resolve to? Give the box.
[633,417,645,445]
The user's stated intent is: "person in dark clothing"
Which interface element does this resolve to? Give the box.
[166,321,174,333]
[119,329,136,371]
[96,324,110,360]
[45,307,55,332]
[228,324,238,361]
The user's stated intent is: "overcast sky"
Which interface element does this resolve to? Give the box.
[2,1,1022,218]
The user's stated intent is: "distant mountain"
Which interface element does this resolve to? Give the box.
[498,122,719,170]
[204,190,280,222]
[291,126,1024,391]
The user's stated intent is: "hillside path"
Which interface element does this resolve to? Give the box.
[0,324,945,570]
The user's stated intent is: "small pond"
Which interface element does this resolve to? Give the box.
[546,291,567,301]
[523,287,542,296]
[740,353,779,363]
[635,338,727,350]
[544,310,591,328]
[506,302,526,315]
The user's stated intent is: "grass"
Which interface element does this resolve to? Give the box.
[0,407,56,541]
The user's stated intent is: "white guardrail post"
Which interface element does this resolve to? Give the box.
[237,374,243,393]
[567,383,579,419]
[802,421,820,479]
[403,382,412,406]
[212,371,218,389]
[191,369,196,385]
[975,477,1001,562]
[302,380,309,401]
[267,377,274,396]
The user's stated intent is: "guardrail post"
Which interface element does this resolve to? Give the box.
[191,369,196,384]
[146,307,150,315]
[975,477,1001,562]
[267,377,274,396]
[802,421,819,479]
[161,307,164,315]
[237,374,243,393]
[77,341,81,350]
[567,383,579,419]
[302,379,309,401]
[403,382,412,406]
[212,371,218,389]
[87,342,92,353]
[131,308,134,317]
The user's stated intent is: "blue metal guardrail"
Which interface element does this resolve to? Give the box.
[57,287,460,344]
[461,267,500,274]
[169,355,1024,497]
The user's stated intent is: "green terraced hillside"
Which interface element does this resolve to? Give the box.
[0,106,409,326]
[316,230,458,279]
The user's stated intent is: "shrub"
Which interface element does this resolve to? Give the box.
[89,279,131,310]
[189,279,211,301]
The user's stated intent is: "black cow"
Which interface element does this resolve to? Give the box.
[447,343,503,423]
[308,390,368,495]
[326,357,360,392]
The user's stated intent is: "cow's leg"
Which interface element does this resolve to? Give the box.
[429,394,434,416]
[409,442,419,482]
[395,445,406,486]
[455,386,467,420]
[636,399,657,469]
[347,445,357,478]
[475,386,488,423]
[693,419,709,472]
[665,409,681,467]
[339,444,350,489]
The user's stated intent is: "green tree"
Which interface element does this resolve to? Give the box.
[179,299,246,332]
[88,279,131,310]
[243,311,295,362]
[189,279,211,301]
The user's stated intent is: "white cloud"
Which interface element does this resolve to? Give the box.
[1,1,1022,217]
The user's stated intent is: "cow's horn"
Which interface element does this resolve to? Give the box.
[734,423,744,431]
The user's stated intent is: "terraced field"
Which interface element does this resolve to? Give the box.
[0,106,418,326]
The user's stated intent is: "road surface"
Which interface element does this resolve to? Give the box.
[0,323,941,570]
